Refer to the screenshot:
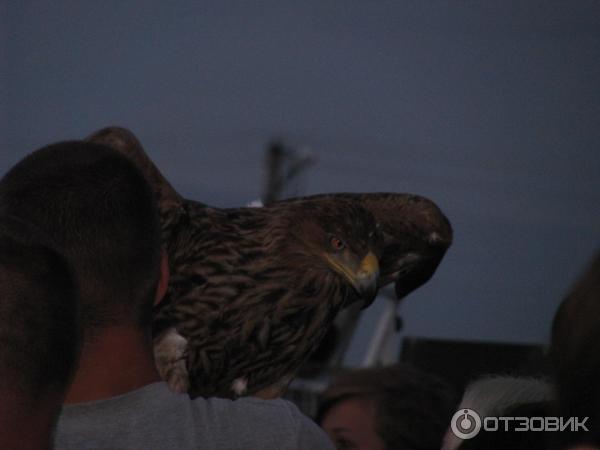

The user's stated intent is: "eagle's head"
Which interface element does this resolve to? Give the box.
[269,199,384,308]
[267,192,452,310]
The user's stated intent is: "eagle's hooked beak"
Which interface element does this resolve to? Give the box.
[352,251,380,308]
[324,249,380,307]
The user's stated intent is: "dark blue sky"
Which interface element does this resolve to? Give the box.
[2,1,599,361]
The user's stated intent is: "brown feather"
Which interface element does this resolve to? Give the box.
[86,126,453,398]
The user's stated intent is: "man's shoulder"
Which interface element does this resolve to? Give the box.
[193,395,334,449]
[199,394,303,418]
[195,395,308,430]
[57,383,333,450]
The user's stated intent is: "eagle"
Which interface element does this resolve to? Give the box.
[86,127,453,399]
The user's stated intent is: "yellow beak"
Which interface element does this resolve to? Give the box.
[324,250,380,307]
[353,251,380,306]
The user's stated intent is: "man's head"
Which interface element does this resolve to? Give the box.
[0,214,81,444]
[551,250,600,449]
[0,141,163,336]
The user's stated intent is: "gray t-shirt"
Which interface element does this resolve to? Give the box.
[54,382,333,450]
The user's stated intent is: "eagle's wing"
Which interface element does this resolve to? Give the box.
[85,127,186,238]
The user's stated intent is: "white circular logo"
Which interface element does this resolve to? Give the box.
[450,408,482,439]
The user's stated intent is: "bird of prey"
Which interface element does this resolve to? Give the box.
[87,127,453,399]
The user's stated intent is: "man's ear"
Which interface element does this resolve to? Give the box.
[154,249,169,306]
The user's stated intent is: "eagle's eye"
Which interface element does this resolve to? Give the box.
[329,236,345,251]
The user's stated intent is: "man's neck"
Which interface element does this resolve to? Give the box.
[65,326,162,404]
[0,394,58,450]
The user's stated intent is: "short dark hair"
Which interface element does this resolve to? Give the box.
[0,141,162,332]
[0,214,81,400]
[317,364,458,450]
[551,250,600,448]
